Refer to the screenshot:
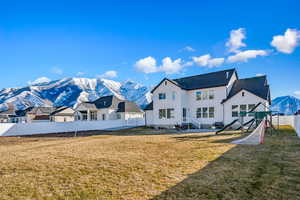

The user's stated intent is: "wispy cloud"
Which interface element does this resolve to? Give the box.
[294,91,300,96]
[227,50,268,63]
[28,77,51,85]
[180,46,196,52]
[98,70,118,79]
[76,72,85,76]
[271,28,300,54]
[51,66,63,75]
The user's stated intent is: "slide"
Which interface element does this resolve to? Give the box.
[216,119,239,134]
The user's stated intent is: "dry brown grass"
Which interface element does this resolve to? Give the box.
[0,127,299,200]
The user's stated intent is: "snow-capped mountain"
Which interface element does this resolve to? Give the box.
[0,78,152,111]
[271,96,300,115]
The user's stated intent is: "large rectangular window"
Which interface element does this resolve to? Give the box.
[196,91,202,101]
[209,107,215,118]
[240,104,247,117]
[167,108,174,119]
[209,90,215,100]
[159,109,166,119]
[159,93,166,100]
[248,104,256,116]
[202,107,208,118]
[90,111,97,120]
[232,105,239,117]
[196,108,201,118]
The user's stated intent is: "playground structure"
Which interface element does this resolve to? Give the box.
[216,102,275,137]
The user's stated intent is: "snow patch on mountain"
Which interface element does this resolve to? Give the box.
[0,77,152,111]
[271,95,300,115]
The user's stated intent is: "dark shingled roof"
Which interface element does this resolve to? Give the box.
[92,95,122,109]
[50,106,75,116]
[117,101,143,113]
[151,69,236,93]
[27,107,54,115]
[143,102,153,111]
[222,75,270,104]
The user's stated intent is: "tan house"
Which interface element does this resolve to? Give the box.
[50,106,75,122]
[26,107,54,122]
[75,95,144,121]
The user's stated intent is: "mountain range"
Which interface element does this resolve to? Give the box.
[0,78,299,115]
[271,95,300,115]
[0,78,152,111]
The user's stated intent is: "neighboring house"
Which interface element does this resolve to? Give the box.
[50,106,76,122]
[0,104,17,123]
[26,107,55,122]
[75,95,144,121]
[144,69,271,128]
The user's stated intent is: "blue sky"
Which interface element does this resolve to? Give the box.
[0,0,299,98]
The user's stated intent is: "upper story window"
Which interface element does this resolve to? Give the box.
[159,93,166,100]
[172,91,176,100]
[196,91,202,101]
[242,92,245,97]
[202,91,208,100]
[209,90,214,100]
[165,81,167,85]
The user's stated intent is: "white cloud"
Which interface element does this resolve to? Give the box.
[181,46,196,52]
[159,57,183,74]
[192,54,225,67]
[227,50,268,63]
[76,72,85,76]
[135,56,190,74]
[135,56,158,73]
[226,28,246,53]
[98,70,118,79]
[28,77,51,85]
[294,91,300,96]
[271,28,300,54]
[51,66,63,75]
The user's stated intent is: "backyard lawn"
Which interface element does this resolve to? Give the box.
[0,127,299,200]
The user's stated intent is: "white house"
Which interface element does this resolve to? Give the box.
[144,69,271,128]
[75,95,144,121]
[50,106,76,122]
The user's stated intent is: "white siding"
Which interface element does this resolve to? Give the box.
[145,110,154,126]
[187,86,227,125]
[152,80,184,126]
[223,90,269,124]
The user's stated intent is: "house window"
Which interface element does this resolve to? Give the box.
[117,113,121,119]
[102,114,106,120]
[172,91,176,100]
[81,112,88,120]
[159,109,166,119]
[232,105,238,117]
[248,104,256,116]
[202,107,208,118]
[240,105,247,117]
[202,91,208,100]
[209,107,215,118]
[167,108,175,119]
[90,111,97,120]
[242,92,245,97]
[165,81,167,85]
[209,90,214,100]
[159,93,166,100]
[196,108,201,118]
[196,91,202,101]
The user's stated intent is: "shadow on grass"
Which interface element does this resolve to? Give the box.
[152,128,300,200]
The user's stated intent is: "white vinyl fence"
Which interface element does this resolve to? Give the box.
[272,115,300,137]
[0,118,145,137]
